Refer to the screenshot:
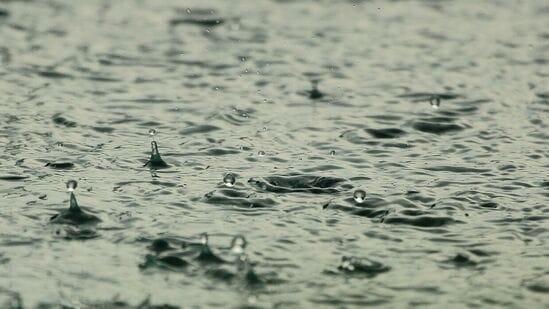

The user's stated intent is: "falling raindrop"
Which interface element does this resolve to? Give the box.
[231,235,247,254]
[309,80,324,99]
[66,180,78,192]
[353,189,366,203]
[144,128,168,169]
[430,96,441,109]
[200,233,209,245]
[223,173,236,187]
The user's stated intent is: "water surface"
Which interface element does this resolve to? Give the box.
[0,0,548,307]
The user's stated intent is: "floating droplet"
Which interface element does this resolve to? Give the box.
[353,189,366,203]
[223,173,236,187]
[430,96,441,109]
[66,180,78,192]
[257,150,265,156]
[231,235,247,254]
[200,233,209,245]
[148,128,157,138]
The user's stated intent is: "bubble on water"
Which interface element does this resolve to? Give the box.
[200,233,209,245]
[258,150,265,156]
[430,96,441,109]
[66,180,78,192]
[231,235,247,254]
[223,173,236,187]
[353,189,366,203]
[330,150,336,156]
[148,128,157,138]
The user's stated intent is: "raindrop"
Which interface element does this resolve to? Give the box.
[430,96,441,109]
[231,235,247,254]
[200,233,209,245]
[340,256,355,271]
[257,150,265,156]
[309,80,324,99]
[330,150,336,156]
[186,8,191,14]
[148,128,157,138]
[66,180,78,192]
[353,189,366,203]
[223,173,236,187]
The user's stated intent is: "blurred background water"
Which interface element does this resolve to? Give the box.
[0,0,548,307]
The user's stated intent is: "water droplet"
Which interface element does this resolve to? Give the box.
[340,256,356,271]
[330,150,336,156]
[430,96,441,109]
[200,233,208,245]
[231,235,247,254]
[223,173,236,187]
[66,180,78,192]
[186,8,191,14]
[257,150,265,156]
[148,128,157,138]
[353,189,366,203]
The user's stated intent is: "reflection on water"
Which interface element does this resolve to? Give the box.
[0,0,548,307]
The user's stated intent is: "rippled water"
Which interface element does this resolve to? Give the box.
[1,0,548,307]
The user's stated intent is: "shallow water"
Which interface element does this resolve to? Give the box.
[1,0,548,307]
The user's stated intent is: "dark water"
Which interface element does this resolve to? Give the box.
[1,0,548,307]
